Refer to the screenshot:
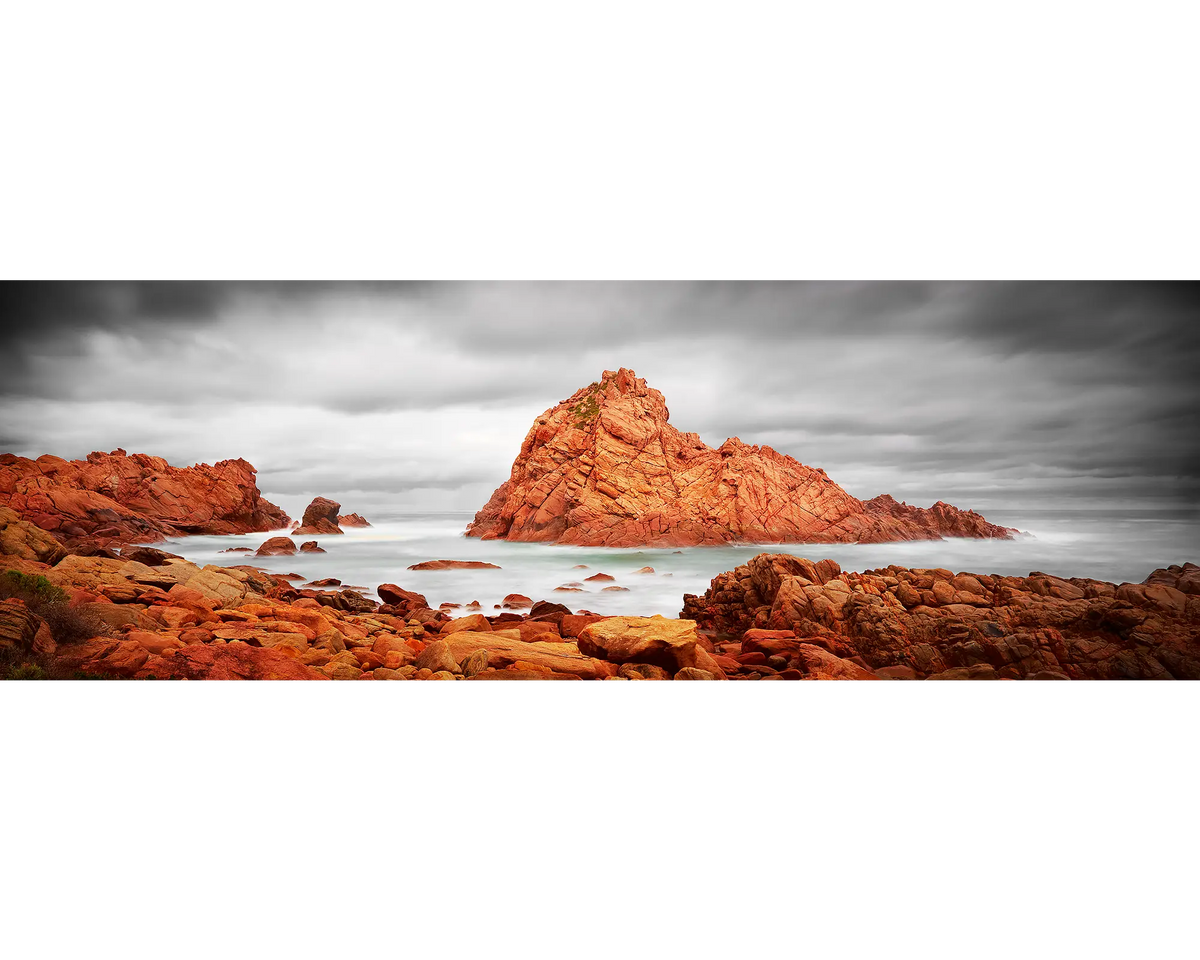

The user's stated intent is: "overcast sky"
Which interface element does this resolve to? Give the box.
[1,282,1197,519]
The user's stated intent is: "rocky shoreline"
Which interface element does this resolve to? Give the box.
[2,447,1196,680]
[2,504,1196,679]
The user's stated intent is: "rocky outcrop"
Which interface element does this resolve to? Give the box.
[681,555,1200,680]
[9,536,1193,680]
[0,599,55,657]
[465,368,1016,547]
[338,513,371,527]
[294,497,343,536]
[0,506,69,564]
[0,450,289,549]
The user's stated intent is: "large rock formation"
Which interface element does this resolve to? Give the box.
[466,368,1016,547]
[681,555,1200,680]
[0,449,290,548]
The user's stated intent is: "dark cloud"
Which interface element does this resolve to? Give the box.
[1,281,1197,512]
[0,281,437,332]
[939,281,1200,355]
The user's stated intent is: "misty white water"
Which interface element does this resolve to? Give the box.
[155,508,1200,619]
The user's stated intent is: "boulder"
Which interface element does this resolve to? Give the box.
[440,614,492,635]
[0,506,69,564]
[337,513,371,527]
[444,630,614,680]
[0,599,55,656]
[255,537,298,557]
[414,639,460,674]
[576,616,716,674]
[377,583,428,615]
[294,497,343,536]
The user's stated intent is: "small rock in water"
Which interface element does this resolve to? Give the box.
[633,566,655,574]
[255,536,297,557]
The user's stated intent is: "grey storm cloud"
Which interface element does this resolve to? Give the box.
[0,277,441,331]
[1,281,1198,514]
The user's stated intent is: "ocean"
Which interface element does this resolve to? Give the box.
[158,508,1200,619]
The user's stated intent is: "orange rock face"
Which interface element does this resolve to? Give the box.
[465,368,1017,548]
[294,497,343,535]
[682,555,1200,680]
[0,449,290,548]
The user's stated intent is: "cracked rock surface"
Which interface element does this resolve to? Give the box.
[466,368,1017,548]
[0,449,290,549]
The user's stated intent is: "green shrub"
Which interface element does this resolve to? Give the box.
[570,382,602,424]
[0,570,69,608]
[6,662,48,680]
[0,568,111,646]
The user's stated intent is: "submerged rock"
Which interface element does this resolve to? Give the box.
[407,560,501,570]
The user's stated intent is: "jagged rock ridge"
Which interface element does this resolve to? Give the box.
[0,449,290,548]
[466,368,1017,547]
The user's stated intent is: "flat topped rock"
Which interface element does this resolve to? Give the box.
[407,560,502,570]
